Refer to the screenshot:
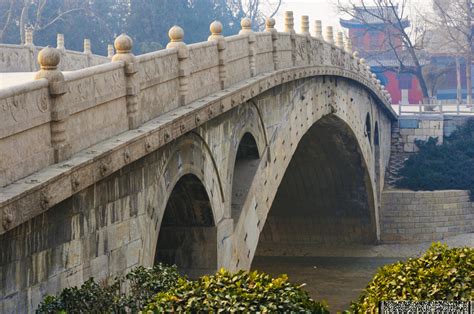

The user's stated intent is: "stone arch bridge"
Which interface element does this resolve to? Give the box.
[0,14,396,312]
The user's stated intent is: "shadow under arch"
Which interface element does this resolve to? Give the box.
[231,132,261,226]
[154,173,217,278]
[256,114,376,255]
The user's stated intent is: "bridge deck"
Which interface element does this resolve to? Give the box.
[0,72,36,89]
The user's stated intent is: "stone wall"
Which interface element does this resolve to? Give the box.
[398,116,444,153]
[380,190,474,243]
[0,44,109,72]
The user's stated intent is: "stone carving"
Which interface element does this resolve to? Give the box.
[167,26,189,106]
[325,26,334,45]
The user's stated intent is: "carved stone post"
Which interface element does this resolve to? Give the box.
[265,17,279,70]
[112,34,140,128]
[24,27,33,46]
[24,27,35,70]
[325,26,334,45]
[208,21,227,89]
[336,32,344,49]
[35,47,69,163]
[107,44,114,59]
[83,38,91,54]
[359,57,367,73]
[300,15,310,35]
[167,26,189,106]
[284,11,296,66]
[314,20,323,39]
[57,34,65,51]
[84,38,92,67]
[345,37,353,53]
[240,18,256,77]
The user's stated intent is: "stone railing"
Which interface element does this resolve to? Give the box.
[0,13,394,194]
[393,103,474,116]
[0,31,111,72]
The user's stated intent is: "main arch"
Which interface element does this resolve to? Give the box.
[257,114,376,256]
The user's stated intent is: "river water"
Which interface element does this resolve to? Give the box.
[252,233,474,312]
[252,256,400,312]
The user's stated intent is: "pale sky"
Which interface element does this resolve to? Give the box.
[274,0,431,35]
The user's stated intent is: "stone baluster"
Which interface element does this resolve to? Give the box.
[336,31,344,49]
[265,17,279,70]
[325,26,334,45]
[284,11,296,66]
[83,38,92,54]
[84,38,92,67]
[208,21,227,89]
[300,15,310,35]
[352,51,359,68]
[240,18,256,77]
[107,44,114,59]
[284,11,295,34]
[35,47,69,163]
[24,27,33,46]
[112,34,140,128]
[314,20,323,39]
[359,58,367,73]
[24,27,36,70]
[57,34,65,51]
[166,26,189,106]
[345,37,353,53]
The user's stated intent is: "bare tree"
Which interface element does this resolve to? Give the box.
[337,0,432,104]
[226,0,282,29]
[429,0,473,105]
[17,0,84,44]
[0,0,15,43]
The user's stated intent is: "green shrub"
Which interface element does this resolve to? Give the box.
[351,243,474,313]
[144,268,329,313]
[37,264,181,313]
[396,118,474,199]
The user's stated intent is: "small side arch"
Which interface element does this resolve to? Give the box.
[365,112,372,146]
[231,132,261,225]
[154,173,217,278]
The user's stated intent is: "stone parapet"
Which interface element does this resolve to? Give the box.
[0,43,109,72]
[380,189,474,243]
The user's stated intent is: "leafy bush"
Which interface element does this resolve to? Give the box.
[351,243,474,313]
[144,268,329,313]
[396,118,474,199]
[37,264,181,313]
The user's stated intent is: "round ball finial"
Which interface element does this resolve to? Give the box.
[241,17,252,29]
[239,17,253,34]
[38,46,60,69]
[266,17,275,28]
[210,20,223,36]
[169,25,184,42]
[114,33,133,53]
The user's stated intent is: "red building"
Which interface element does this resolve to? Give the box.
[340,6,424,104]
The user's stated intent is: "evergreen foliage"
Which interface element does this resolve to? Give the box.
[351,243,474,313]
[396,118,474,199]
[37,266,326,313]
[144,269,328,313]
[37,264,181,313]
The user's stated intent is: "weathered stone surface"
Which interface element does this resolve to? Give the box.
[0,22,398,312]
[380,190,474,243]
